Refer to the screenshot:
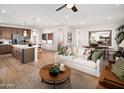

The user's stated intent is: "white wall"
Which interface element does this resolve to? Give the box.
[73,22,124,50]
[37,21,124,51]
[39,26,74,50]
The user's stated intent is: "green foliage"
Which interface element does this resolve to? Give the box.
[57,43,68,55]
[115,31,124,45]
[114,25,124,58]
[113,51,122,58]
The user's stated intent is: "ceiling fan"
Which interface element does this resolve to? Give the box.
[56,4,78,12]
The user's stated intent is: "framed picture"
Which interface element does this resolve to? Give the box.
[67,32,72,42]
[42,33,47,44]
[89,30,112,46]
[47,33,54,44]
[42,33,54,44]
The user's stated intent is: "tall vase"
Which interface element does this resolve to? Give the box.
[55,52,58,64]
[60,64,65,71]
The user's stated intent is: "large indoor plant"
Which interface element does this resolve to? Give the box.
[114,24,124,58]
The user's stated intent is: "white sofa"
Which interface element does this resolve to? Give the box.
[57,47,106,77]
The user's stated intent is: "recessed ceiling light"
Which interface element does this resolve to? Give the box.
[36,18,40,22]
[39,26,42,29]
[81,21,85,24]
[33,29,36,31]
[107,17,111,20]
[0,15,2,19]
[55,22,59,25]
[65,15,69,18]
[1,10,6,13]
[115,4,120,7]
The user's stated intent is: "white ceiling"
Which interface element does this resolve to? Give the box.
[0,4,124,28]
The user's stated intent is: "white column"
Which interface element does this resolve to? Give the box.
[54,52,58,64]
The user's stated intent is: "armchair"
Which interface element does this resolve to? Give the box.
[97,60,124,89]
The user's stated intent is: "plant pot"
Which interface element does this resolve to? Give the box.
[90,43,99,47]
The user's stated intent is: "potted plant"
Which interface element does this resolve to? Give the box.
[114,24,124,58]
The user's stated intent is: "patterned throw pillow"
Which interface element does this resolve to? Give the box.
[111,57,124,80]
[83,48,92,60]
[66,47,72,56]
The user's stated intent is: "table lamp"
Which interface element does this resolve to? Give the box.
[119,39,124,57]
[119,40,124,47]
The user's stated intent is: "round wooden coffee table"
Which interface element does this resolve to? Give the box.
[39,64,71,88]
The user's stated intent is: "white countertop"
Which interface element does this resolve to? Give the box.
[0,44,12,45]
[12,44,39,49]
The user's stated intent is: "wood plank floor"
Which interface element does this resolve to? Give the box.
[0,50,98,89]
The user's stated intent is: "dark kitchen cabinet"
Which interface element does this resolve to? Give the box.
[17,29,23,36]
[0,27,11,39]
[5,28,11,39]
[0,28,4,39]
[6,45,12,53]
[27,29,31,38]
[0,26,31,40]
[11,28,18,35]
[0,45,12,54]
[0,45,6,54]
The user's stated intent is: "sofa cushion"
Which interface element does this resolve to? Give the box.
[111,57,124,80]
[72,47,78,56]
[72,57,96,69]
[58,55,75,61]
[65,47,72,56]
[78,47,86,57]
[91,50,103,62]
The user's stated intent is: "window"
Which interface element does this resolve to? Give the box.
[42,33,54,44]
[47,33,54,44]
[42,33,47,44]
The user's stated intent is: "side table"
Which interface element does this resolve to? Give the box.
[107,60,116,70]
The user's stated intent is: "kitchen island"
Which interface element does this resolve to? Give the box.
[12,45,38,64]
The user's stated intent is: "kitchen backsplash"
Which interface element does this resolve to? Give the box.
[0,39,12,44]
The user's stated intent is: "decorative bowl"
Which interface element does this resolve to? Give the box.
[90,43,99,47]
[49,66,60,77]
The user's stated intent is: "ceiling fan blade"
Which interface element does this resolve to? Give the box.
[56,4,67,11]
[71,6,78,12]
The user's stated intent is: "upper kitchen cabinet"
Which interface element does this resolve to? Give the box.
[0,26,31,39]
[4,27,11,39]
[0,27,11,39]
[26,29,31,38]
[0,27,4,39]
[17,28,23,36]
[11,28,18,35]
[22,29,31,38]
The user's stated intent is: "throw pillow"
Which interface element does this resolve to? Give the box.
[83,48,92,60]
[63,46,68,56]
[78,47,86,57]
[111,57,124,80]
[91,50,103,62]
[66,47,72,56]
[87,48,96,60]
